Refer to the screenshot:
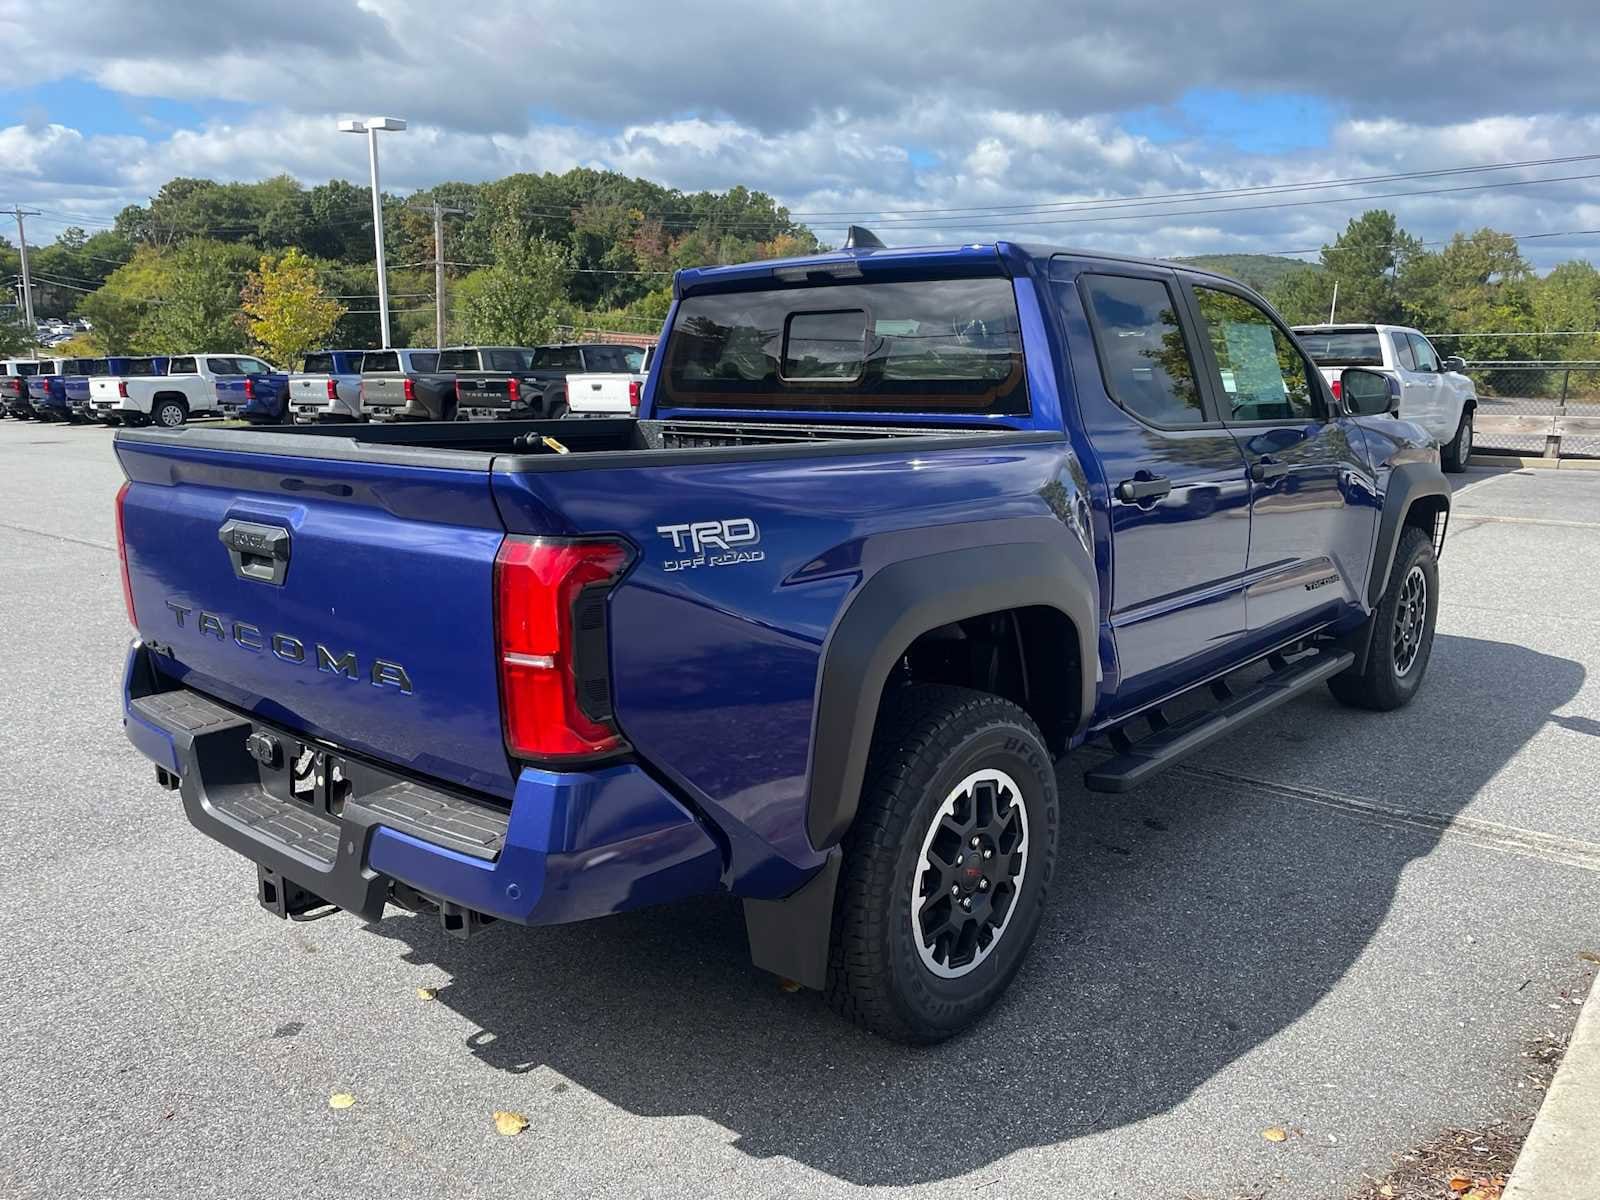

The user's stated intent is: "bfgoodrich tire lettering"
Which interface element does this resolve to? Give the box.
[1328,525,1439,711]
[826,684,1059,1043]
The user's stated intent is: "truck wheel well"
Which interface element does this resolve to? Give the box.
[891,605,1080,753]
[153,392,188,408]
[1403,494,1448,553]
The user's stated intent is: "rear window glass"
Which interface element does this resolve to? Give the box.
[661,277,1027,414]
[408,352,439,372]
[363,351,398,372]
[303,353,334,373]
[124,358,160,375]
[168,357,197,374]
[581,346,635,373]
[438,349,483,371]
[9,361,40,376]
[485,349,533,372]
[1298,330,1383,366]
[530,346,582,370]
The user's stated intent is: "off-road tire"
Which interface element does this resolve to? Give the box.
[826,684,1059,1043]
[1328,525,1439,711]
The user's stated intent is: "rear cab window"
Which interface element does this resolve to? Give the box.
[1299,329,1384,367]
[530,346,582,371]
[484,349,532,372]
[362,352,399,373]
[438,349,484,372]
[660,277,1027,415]
[303,353,334,374]
[168,357,197,374]
[581,346,635,373]
[407,352,439,372]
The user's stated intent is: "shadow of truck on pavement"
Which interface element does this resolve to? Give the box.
[363,633,1582,1186]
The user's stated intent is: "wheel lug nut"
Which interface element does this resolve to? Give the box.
[960,897,972,910]
[950,884,960,896]
[978,878,989,891]
[982,848,993,860]
[970,837,981,848]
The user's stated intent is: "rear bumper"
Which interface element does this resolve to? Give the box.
[121,641,724,925]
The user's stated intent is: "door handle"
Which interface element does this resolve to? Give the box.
[1114,476,1172,503]
[1250,459,1291,482]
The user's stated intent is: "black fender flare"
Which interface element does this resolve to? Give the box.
[1367,460,1451,608]
[804,539,1098,851]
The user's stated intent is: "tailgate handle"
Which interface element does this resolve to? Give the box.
[218,520,292,586]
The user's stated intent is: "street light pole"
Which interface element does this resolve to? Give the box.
[338,117,407,348]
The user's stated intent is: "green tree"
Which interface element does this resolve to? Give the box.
[144,239,255,353]
[456,228,572,346]
[241,248,347,366]
[75,245,172,353]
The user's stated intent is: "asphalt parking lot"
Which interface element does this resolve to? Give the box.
[2,419,1597,1200]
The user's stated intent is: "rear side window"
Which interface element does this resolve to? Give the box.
[438,349,483,371]
[1391,332,1417,370]
[362,352,398,373]
[1080,274,1204,425]
[661,277,1027,414]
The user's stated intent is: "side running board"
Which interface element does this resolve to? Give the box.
[1083,649,1355,793]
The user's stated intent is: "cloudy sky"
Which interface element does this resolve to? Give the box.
[1,0,1598,268]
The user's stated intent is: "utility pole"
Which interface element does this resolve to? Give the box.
[1327,280,1339,325]
[9,206,41,334]
[408,200,467,350]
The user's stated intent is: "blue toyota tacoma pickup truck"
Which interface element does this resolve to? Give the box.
[113,233,1449,1042]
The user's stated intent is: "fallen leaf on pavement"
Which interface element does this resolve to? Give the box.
[493,1110,529,1136]
[1579,949,1600,964]
[416,987,437,1001]
[1378,1187,1395,1198]
[328,1092,356,1110]
[1262,1127,1288,1142]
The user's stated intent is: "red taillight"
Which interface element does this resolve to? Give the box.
[118,379,129,398]
[326,378,339,399]
[243,378,256,401]
[403,377,416,403]
[507,376,520,406]
[494,537,631,759]
[627,380,642,413]
[1331,378,1342,402]
[115,481,137,628]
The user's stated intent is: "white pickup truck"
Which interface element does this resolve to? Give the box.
[1294,323,1477,471]
[90,353,276,428]
[563,344,653,417]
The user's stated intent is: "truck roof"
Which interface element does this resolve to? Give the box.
[674,239,1256,296]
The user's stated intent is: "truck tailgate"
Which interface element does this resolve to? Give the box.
[116,435,516,798]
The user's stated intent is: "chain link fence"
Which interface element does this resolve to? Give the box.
[1462,362,1600,458]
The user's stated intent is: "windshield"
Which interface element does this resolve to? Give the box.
[1298,329,1384,366]
[662,276,1028,414]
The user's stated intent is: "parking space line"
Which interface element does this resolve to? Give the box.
[0,520,114,553]
[1174,763,1600,873]
[1444,513,1600,531]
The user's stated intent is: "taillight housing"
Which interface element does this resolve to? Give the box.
[1331,378,1342,402]
[115,481,137,628]
[118,379,129,398]
[403,377,416,404]
[627,380,642,413]
[507,376,521,407]
[243,378,256,401]
[494,537,633,760]
[326,378,339,399]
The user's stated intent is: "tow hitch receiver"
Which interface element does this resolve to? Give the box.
[257,864,336,921]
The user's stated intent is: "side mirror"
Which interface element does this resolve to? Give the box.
[1340,367,1399,417]
[1442,355,1467,373]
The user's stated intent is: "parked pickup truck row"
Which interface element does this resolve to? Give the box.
[114,232,1451,1043]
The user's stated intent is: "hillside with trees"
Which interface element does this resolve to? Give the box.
[3,173,1598,379]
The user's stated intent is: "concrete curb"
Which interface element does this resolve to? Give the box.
[1468,453,1600,470]
[1504,969,1600,1199]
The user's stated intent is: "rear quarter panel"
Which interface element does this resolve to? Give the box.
[491,435,1087,895]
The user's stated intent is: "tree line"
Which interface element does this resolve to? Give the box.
[0,168,818,362]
